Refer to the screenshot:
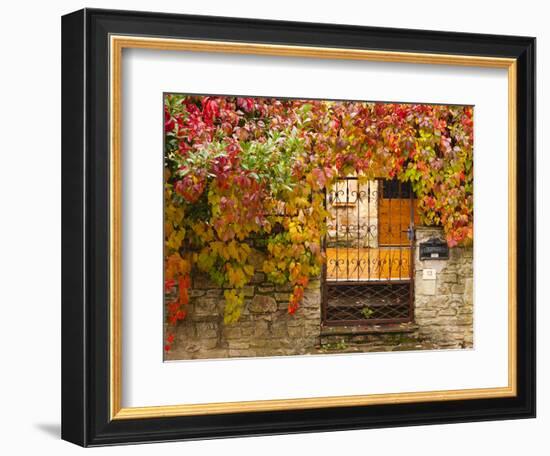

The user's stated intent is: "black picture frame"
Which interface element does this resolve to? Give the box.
[62,8,536,447]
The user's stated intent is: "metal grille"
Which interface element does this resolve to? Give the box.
[322,177,415,326]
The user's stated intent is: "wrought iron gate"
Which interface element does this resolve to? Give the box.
[322,177,416,326]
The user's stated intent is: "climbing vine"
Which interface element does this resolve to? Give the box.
[163,95,473,350]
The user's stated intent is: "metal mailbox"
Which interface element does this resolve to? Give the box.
[419,238,449,260]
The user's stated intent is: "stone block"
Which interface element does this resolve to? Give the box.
[194,297,219,317]
[189,289,206,298]
[306,280,321,290]
[277,301,290,311]
[196,321,218,338]
[266,338,292,349]
[201,338,218,350]
[175,324,196,341]
[240,323,254,337]
[251,272,266,284]
[301,308,321,320]
[193,274,217,289]
[181,342,201,353]
[242,286,255,297]
[223,326,242,339]
[288,325,304,338]
[254,313,274,321]
[240,300,251,316]
[184,337,218,352]
[249,339,268,348]
[464,278,473,298]
[257,284,275,293]
[249,295,277,313]
[275,293,291,302]
[228,341,250,349]
[302,289,321,308]
[417,318,438,327]
[458,306,473,315]
[457,315,473,325]
[254,320,270,337]
[439,272,458,283]
[275,283,293,292]
[415,309,437,319]
[304,323,321,338]
[206,289,223,297]
[451,283,465,294]
[270,320,288,337]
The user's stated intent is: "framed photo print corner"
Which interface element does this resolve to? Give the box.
[61,8,536,447]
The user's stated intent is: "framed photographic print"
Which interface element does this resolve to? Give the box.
[61,8,536,447]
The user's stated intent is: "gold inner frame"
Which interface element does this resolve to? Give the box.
[109,35,517,420]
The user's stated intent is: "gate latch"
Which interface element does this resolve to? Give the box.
[402,224,415,241]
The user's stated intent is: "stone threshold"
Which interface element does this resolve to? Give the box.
[320,322,419,337]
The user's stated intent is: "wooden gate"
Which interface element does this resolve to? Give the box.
[322,177,419,325]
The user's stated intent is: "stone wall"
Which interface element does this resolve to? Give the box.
[165,251,321,360]
[414,226,474,349]
[166,227,474,360]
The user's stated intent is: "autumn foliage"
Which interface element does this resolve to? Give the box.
[163,95,473,349]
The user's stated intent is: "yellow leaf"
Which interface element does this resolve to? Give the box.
[244,264,254,277]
